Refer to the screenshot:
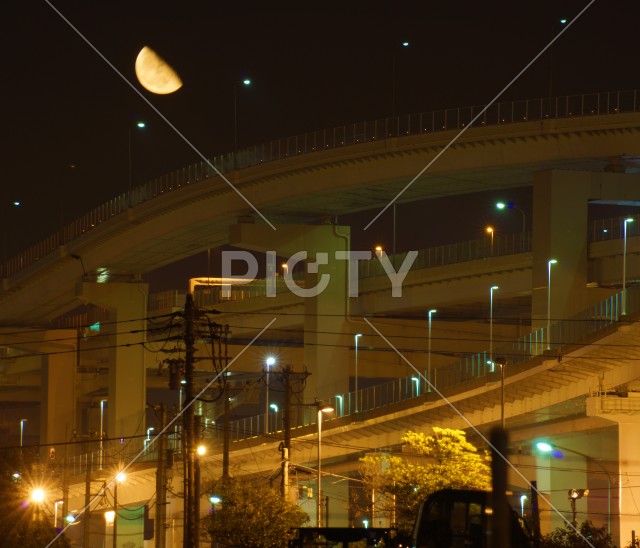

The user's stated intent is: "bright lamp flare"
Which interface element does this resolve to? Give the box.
[31,488,45,503]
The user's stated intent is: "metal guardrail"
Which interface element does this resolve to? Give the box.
[2,89,639,280]
[222,286,637,443]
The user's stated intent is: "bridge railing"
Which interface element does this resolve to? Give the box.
[222,285,636,443]
[2,89,639,280]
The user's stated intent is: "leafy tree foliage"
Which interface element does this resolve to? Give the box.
[359,428,490,531]
[202,478,308,547]
[539,520,615,548]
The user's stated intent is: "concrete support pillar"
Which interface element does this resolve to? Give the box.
[41,331,77,448]
[616,421,640,547]
[532,170,591,331]
[532,169,640,339]
[78,282,148,446]
[229,223,350,400]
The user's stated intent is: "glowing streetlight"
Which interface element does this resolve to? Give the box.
[486,226,494,256]
[354,334,363,413]
[146,427,154,441]
[316,401,334,527]
[411,376,420,396]
[374,246,383,259]
[536,441,610,532]
[496,201,526,249]
[427,309,437,391]
[547,259,558,350]
[19,418,27,447]
[489,286,499,370]
[30,487,45,503]
[265,356,276,433]
[623,218,633,315]
[520,494,527,517]
[99,399,107,469]
[128,120,146,202]
[234,77,252,160]
[196,444,206,456]
[113,472,126,548]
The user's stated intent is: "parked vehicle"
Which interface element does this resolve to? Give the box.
[411,488,533,547]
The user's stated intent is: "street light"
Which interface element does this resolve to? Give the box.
[128,120,146,203]
[486,226,494,256]
[623,217,634,315]
[374,246,383,259]
[547,259,558,350]
[411,376,420,396]
[489,286,499,371]
[568,488,589,527]
[316,401,334,527]
[354,334,362,413]
[536,441,610,532]
[270,403,279,432]
[233,77,252,164]
[19,418,27,447]
[427,309,437,392]
[113,472,125,548]
[99,399,107,469]
[520,494,527,517]
[496,201,526,250]
[265,356,276,434]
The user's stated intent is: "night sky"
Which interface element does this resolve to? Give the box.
[4,1,640,288]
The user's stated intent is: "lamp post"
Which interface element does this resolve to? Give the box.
[265,356,276,434]
[536,441,610,532]
[128,121,146,204]
[496,201,526,250]
[270,403,279,432]
[547,259,558,350]
[489,286,499,371]
[486,226,494,256]
[19,418,27,447]
[233,78,252,166]
[411,376,420,396]
[427,309,437,392]
[99,400,107,469]
[354,334,362,413]
[113,472,125,548]
[520,494,527,518]
[316,401,334,527]
[623,217,633,315]
[391,39,410,120]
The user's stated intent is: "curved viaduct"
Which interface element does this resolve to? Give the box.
[6,93,640,547]
[2,108,640,325]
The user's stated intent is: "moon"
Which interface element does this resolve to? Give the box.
[135,46,182,95]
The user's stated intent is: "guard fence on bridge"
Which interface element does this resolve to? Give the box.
[65,284,636,474]
[2,89,639,279]
[222,285,637,443]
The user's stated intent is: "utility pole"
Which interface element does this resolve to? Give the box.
[183,293,197,548]
[194,414,202,547]
[282,365,292,499]
[222,384,230,482]
[155,404,167,548]
[83,437,92,548]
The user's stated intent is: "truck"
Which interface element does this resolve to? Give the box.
[289,488,533,547]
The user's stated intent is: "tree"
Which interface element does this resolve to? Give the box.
[539,520,615,548]
[202,478,308,547]
[359,427,491,532]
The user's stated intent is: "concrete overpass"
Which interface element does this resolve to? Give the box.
[4,90,640,546]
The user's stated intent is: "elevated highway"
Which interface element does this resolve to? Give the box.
[4,90,640,546]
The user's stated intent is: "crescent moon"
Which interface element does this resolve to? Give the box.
[135,46,182,95]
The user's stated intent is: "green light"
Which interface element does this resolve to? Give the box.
[243,79,251,86]
[401,41,409,47]
[536,441,553,452]
[137,121,146,128]
[496,202,506,210]
[210,495,221,505]
[559,18,567,24]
